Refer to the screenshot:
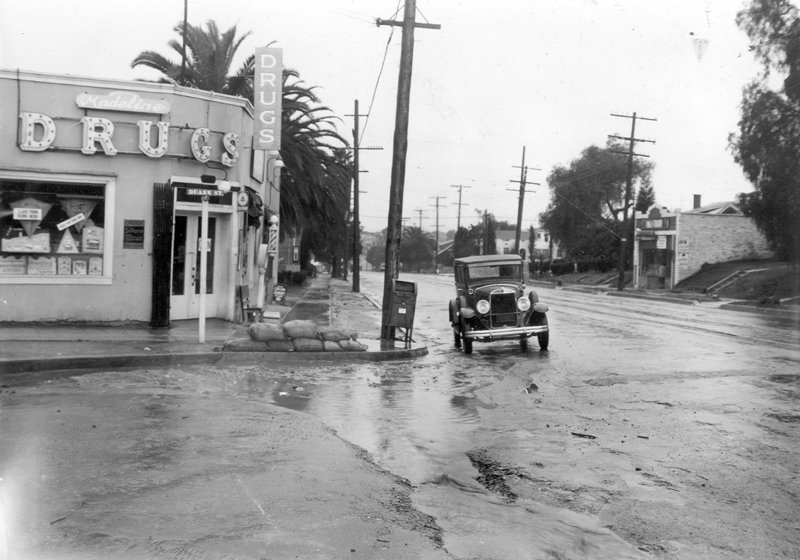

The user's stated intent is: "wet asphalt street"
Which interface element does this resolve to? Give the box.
[1,271,799,559]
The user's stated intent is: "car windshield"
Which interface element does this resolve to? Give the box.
[467,263,521,280]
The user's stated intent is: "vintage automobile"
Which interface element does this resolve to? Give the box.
[448,254,549,353]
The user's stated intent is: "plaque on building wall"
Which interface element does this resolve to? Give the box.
[123,220,145,249]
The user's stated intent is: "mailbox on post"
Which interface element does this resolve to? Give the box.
[389,279,417,346]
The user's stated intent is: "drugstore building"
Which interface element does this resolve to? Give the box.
[0,69,282,324]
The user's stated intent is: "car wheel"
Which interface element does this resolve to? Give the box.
[460,321,473,354]
[520,335,528,351]
[463,334,473,354]
[538,331,549,352]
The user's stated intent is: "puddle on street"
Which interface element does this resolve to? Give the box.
[236,349,647,559]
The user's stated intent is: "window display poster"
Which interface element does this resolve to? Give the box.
[82,226,104,254]
[0,256,27,275]
[58,256,72,275]
[72,259,88,275]
[56,229,80,253]
[89,257,103,276]
[27,256,57,275]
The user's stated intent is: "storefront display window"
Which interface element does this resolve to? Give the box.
[0,174,113,283]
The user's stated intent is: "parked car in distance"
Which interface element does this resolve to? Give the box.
[448,254,549,353]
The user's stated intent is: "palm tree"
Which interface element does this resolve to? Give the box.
[131,21,252,94]
[132,21,352,265]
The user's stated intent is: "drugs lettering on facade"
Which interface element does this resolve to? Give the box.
[0,69,280,324]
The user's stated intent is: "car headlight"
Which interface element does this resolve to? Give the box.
[517,296,531,311]
[533,302,549,313]
[476,299,491,314]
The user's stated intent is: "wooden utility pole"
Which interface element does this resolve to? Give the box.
[507,146,541,254]
[482,210,489,255]
[351,100,363,292]
[609,111,656,291]
[450,184,471,231]
[346,99,382,293]
[377,1,440,343]
[414,207,425,228]
[430,195,446,273]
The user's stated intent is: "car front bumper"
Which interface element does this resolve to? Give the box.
[463,324,548,341]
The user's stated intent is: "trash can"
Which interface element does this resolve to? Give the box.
[389,280,417,345]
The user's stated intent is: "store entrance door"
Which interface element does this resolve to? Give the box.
[171,213,221,319]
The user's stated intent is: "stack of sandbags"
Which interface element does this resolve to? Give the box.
[227,319,368,352]
[248,321,294,351]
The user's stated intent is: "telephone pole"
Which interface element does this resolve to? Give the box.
[346,99,382,293]
[377,1,440,343]
[609,111,656,291]
[507,146,540,254]
[430,195,446,273]
[450,184,471,231]
[413,207,425,229]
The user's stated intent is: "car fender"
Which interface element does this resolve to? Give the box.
[457,295,476,320]
[449,299,460,325]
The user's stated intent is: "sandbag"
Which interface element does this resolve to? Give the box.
[249,322,286,342]
[282,320,318,339]
[323,340,343,351]
[224,337,268,352]
[317,326,358,342]
[292,337,323,351]
[264,340,294,352]
[339,339,368,352]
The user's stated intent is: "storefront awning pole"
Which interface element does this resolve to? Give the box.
[198,195,209,343]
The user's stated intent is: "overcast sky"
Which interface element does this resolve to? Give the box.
[0,0,767,233]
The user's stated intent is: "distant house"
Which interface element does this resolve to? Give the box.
[633,195,773,289]
[495,229,561,260]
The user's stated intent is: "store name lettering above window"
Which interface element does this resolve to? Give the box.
[18,110,240,167]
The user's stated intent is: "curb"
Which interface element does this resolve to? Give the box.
[0,345,429,383]
[0,351,224,378]
[606,290,698,305]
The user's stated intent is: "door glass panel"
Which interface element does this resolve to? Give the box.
[194,217,215,294]
[172,215,187,296]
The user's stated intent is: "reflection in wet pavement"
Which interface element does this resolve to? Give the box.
[242,344,649,559]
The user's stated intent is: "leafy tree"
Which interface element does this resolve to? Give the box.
[132,21,352,261]
[452,226,478,259]
[527,225,536,260]
[635,182,656,213]
[729,0,800,263]
[366,230,387,270]
[399,226,435,272]
[540,142,652,262]
[484,213,497,255]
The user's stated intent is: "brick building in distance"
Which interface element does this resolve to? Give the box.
[633,195,773,290]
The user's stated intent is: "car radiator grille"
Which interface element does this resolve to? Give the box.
[490,292,517,327]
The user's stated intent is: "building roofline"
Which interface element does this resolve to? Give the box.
[0,68,254,116]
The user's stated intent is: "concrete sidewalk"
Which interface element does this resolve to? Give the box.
[0,274,426,381]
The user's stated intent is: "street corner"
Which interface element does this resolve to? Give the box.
[221,320,428,363]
